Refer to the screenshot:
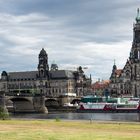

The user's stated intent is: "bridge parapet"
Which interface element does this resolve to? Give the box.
[5,92,34,97]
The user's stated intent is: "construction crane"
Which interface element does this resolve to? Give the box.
[63,66,88,71]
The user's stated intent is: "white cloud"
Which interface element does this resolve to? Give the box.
[48,41,131,81]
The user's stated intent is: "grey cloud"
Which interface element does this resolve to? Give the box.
[0,0,138,81]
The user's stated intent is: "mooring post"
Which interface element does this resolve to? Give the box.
[90,113,93,124]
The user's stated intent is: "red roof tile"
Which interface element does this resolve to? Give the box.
[91,80,110,90]
[115,69,122,76]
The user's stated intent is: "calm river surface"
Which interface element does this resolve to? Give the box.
[11,112,140,122]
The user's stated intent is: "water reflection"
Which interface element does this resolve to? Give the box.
[11,112,140,122]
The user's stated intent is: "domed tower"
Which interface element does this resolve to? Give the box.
[109,60,119,97]
[38,48,49,78]
[0,71,8,92]
[1,71,8,81]
[110,60,117,82]
[130,8,140,97]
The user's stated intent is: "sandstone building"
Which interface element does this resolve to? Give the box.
[0,48,91,97]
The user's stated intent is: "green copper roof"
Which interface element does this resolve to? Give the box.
[136,8,140,23]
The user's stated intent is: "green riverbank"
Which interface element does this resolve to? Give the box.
[0,120,140,140]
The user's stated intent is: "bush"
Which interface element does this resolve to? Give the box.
[0,107,9,120]
[55,117,61,122]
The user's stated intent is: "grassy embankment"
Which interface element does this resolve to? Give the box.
[0,119,140,140]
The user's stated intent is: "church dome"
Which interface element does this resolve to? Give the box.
[1,71,8,77]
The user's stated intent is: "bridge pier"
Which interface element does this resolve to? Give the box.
[0,91,9,115]
[59,96,77,106]
[33,95,48,114]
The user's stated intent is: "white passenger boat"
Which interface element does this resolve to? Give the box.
[77,96,140,113]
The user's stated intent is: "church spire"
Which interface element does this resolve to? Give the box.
[114,59,116,65]
[136,8,140,23]
[113,59,117,71]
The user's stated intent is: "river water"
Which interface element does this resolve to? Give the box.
[11,112,140,122]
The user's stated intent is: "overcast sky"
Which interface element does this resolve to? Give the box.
[0,0,139,82]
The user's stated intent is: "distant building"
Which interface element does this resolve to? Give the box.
[110,9,140,97]
[110,60,131,97]
[91,80,110,96]
[0,48,91,97]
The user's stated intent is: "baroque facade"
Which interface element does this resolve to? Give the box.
[0,48,91,97]
[110,9,140,97]
[91,80,110,96]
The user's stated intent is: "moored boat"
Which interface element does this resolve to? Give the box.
[77,96,140,113]
[77,102,114,113]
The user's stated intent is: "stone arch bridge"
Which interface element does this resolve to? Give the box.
[5,94,80,113]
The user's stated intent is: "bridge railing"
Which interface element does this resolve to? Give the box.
[5,92,34,97]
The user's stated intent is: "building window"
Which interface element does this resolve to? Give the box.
[59,89,61,93]
[52,88,54,93]
[45,82,48,88]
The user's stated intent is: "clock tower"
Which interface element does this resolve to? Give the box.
[38,48,49,79]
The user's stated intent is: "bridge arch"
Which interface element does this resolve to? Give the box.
[70,99,81,104]
[6,97,34,112]
[45,98,59,107]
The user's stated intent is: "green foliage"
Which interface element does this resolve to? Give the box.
[0,107,9,120]
[55,117,61,122]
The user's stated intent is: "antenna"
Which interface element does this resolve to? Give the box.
[114,59,116,65]
[62,66,88,71]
